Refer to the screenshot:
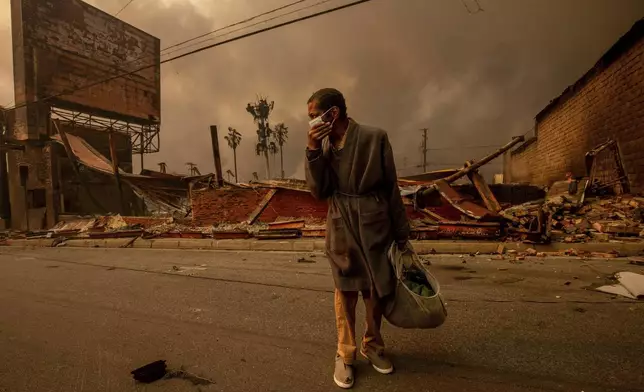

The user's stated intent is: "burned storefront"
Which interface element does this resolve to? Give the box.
[3,0,161,230]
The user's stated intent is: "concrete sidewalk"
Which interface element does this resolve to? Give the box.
[4,237,644,256]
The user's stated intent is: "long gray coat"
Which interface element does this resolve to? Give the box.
[305,119,410,298]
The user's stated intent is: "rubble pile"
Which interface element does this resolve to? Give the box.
[212,222,268,235]
[500,200,543,233]
[549,196,644,243]
[104,215,130,232]
[146,221,212,235]
[501,194,644,243]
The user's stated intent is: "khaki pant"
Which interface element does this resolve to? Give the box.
[334,289,385,365]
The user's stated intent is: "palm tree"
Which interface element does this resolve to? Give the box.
[272,123,289,179]
[246,97,274,179]
[224,127,242,183]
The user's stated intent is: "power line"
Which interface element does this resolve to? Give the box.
[425,144,502,151]
[157,1,333,60]
[115,0,136,16]
[5,0,376,113]
[159,0,312,55]
[3,2,319,111]
[159,0,335,59]
[397,161,503,172]
[12,0,327,108]
[110,0,330,71]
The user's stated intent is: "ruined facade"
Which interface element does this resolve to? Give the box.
[5,0,161,230]
[505,19,644,192]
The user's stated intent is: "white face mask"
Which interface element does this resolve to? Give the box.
[308,107,335,128]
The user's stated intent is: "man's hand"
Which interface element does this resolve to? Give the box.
[307,122,332,150]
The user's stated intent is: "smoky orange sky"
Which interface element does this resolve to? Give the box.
[0,0,642,181]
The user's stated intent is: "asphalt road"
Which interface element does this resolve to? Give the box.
[0,247,643,392]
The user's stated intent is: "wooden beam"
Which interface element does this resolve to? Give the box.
[465,161,502,213]
[246,188,277,225]
[419,208,448,223]
[434,180,498,221]
[109,132,127,214]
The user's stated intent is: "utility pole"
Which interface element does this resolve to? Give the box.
[420,128,429,173]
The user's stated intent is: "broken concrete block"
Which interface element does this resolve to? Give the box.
[634,208,644,222]
[629,257,644,266]
[526,248,537,256]
[590,252,619,259]
[496,244,506,255]
[604,223,640,236]
[576,219,591,231]
[591,232,610,242]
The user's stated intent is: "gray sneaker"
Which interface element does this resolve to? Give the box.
[361,349,394,375]
[334,355,354,389]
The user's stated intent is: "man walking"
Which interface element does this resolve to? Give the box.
[304,88,410,388]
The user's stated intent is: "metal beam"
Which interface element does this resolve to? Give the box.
[109,132,126,213]
[53,119,105,213]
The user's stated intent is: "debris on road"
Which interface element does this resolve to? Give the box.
[629,257,644,266]
[131,360,167,383]
[51,237,67,247]
[131,361,214,387]
[165,369,214,386]
[596,272,644,300]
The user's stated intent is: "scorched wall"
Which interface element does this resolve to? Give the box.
[507,19,644,192]
[191,187,328,226]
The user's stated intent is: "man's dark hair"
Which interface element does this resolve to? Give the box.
[308,88,347,119]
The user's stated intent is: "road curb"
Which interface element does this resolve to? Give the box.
[2,237,643,256]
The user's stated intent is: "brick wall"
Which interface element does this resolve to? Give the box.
[191,187,272,226]
[258,189,328,224]
[507,138,538,184]
[191,187,329,226]
[508,21,644,192]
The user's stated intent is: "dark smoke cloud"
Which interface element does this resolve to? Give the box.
[0,0,642,181]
